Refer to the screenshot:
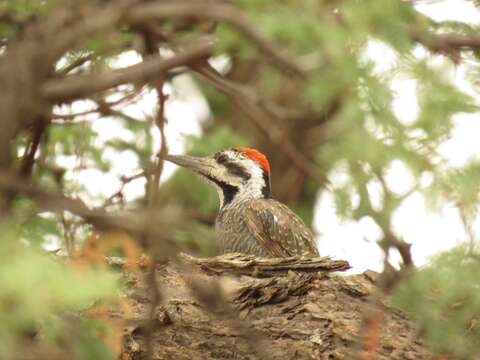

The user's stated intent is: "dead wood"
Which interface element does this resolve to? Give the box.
[113,253,433,360]
[179,252,351,276]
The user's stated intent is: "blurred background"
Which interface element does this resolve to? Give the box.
[2,0,480,358]
[55,0,480,271]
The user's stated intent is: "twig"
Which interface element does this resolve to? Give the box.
[51,88,143,120]
[56,53,96,76]
[376,173,414,269]
[0,170,179,248]
[408,28,480,63]
[20,115,49,177]
[140,29,171,360]
[128,2,304,77]
[42,41,213,102]
[102,171,147,209]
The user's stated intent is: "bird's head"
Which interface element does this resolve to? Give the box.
[166,147,271,208]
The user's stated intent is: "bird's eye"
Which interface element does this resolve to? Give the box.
[215,154,228,164]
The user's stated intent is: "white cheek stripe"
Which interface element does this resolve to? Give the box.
[217,187,225,208]
[223,161,265,207]
[204,156,268,209]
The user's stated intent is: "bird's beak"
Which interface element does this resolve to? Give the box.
[165,154,214,176]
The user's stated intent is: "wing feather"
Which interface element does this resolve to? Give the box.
[244,199,319,257]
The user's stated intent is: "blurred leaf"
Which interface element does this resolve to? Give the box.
[0,228,119,359]
[393,246,480,358]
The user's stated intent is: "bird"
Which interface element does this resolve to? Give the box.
[166,146,319,257]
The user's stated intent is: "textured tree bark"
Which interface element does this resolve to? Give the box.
[115,254,432,360]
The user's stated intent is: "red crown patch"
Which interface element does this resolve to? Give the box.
[235,146,271,174]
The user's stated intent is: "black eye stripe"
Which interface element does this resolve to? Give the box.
[215,153,228,164]
[214,152,251,181]
[224,162,251,181]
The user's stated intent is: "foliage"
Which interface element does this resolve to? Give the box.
[0,227,119,359]
[2,0,480,358]
[393,246,480,358]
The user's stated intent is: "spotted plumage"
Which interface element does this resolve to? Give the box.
[166,147,319,257]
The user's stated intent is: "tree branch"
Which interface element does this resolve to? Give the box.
[0,170,179,248]
[42,41,213,102]
[410,29,480,61]
[127,2,304,77]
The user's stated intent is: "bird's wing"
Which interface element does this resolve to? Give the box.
[244,198,319,257]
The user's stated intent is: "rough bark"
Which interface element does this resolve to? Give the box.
[113,254,432,360]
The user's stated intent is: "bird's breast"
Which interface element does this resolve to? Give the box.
[215,203,269,257]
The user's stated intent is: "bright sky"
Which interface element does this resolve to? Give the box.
[317,0,480,272]
[59,0,480,273]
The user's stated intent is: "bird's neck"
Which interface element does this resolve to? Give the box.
[217,175,271,209]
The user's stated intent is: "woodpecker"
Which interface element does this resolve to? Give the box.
[166,147,319,257]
